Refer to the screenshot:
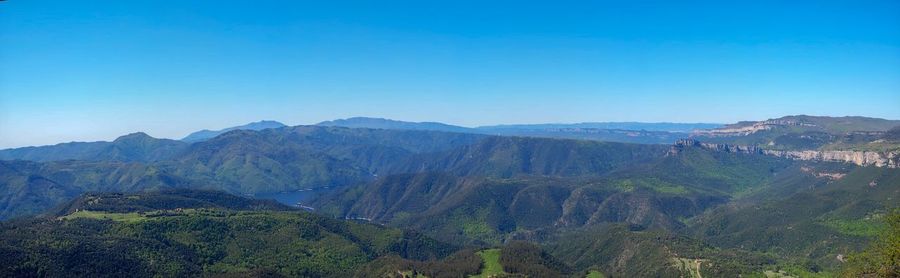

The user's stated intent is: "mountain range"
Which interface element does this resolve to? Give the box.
[318,117,721,144]
[0,115,898,277]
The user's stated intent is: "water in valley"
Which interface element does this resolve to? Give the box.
[252,187,342,210]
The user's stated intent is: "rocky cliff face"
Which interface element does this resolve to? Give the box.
[667,139,763,155]
[760,149,899,168]
[668,139,900,168]
[694,119,816,137]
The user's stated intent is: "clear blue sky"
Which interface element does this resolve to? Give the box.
[1,0,899,148]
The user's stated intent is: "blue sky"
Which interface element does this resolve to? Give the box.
[1,0,899,148]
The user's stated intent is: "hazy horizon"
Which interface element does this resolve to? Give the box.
[2,1,899,148]
[3,114,899,149]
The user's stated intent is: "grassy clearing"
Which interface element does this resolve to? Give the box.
[586,269,606,278]
[614,178,689,195]
[757,265,835,278]
[400,270,428,277]
[471,249,504,278]
[818,217,885,237]
[59,209,211,223]
[60,210,146,223]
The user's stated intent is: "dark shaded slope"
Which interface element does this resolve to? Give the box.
[397,136,667,177]
[0,126,488,220]
[0,160,194,220]
[168,129,371,194]
[314,147,798,246]
[166,126,487,193]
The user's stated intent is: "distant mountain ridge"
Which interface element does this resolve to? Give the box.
[696,115,900,137]
[0,132,188,162]
[318,117,723,144]
[317,117,474,133]
[478,122,722,133]
[3,116,896,164]
[692,115,900,152]
[181,120,286,142]
[318,117,722,133]
[0,120,289,161]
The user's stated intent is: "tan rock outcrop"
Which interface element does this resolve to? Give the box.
[668,139,899,168]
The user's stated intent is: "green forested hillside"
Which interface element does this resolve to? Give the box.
[0,126,488,220]
[546,224,779,277]
[841,209,900,277]
[312,146,899,276]
[395,136,667,177]
[314,147,795,244]
[1,122,899,277]
[316,172,732,245]
[690,165,900,272]
[0,190,455,277]
[357,242,572,278]
[0,128,668,220]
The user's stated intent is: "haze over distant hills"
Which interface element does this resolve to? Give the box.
[0,132,188,162]
[318,117,724,144]
[478,122,722,132]
[181,120,287,142]
[317,117,474,133]
[2,115,897,160]
[318,116,722,132]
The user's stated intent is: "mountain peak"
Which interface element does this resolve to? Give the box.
[252,120,283,125]
[181,120,287,142]
[318,117,403,125]
[113,132,154,142]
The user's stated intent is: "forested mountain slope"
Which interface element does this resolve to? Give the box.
[1,119,898,277]
[0,190,455,277]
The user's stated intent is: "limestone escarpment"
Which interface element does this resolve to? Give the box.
[694,119,816,137]
[761,149,899,168]
[668,139,899,168]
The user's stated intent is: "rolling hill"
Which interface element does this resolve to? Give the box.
[0,126,488,220]
[0,189,456,277]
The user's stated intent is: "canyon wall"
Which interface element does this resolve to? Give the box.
[668,139,899,168]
